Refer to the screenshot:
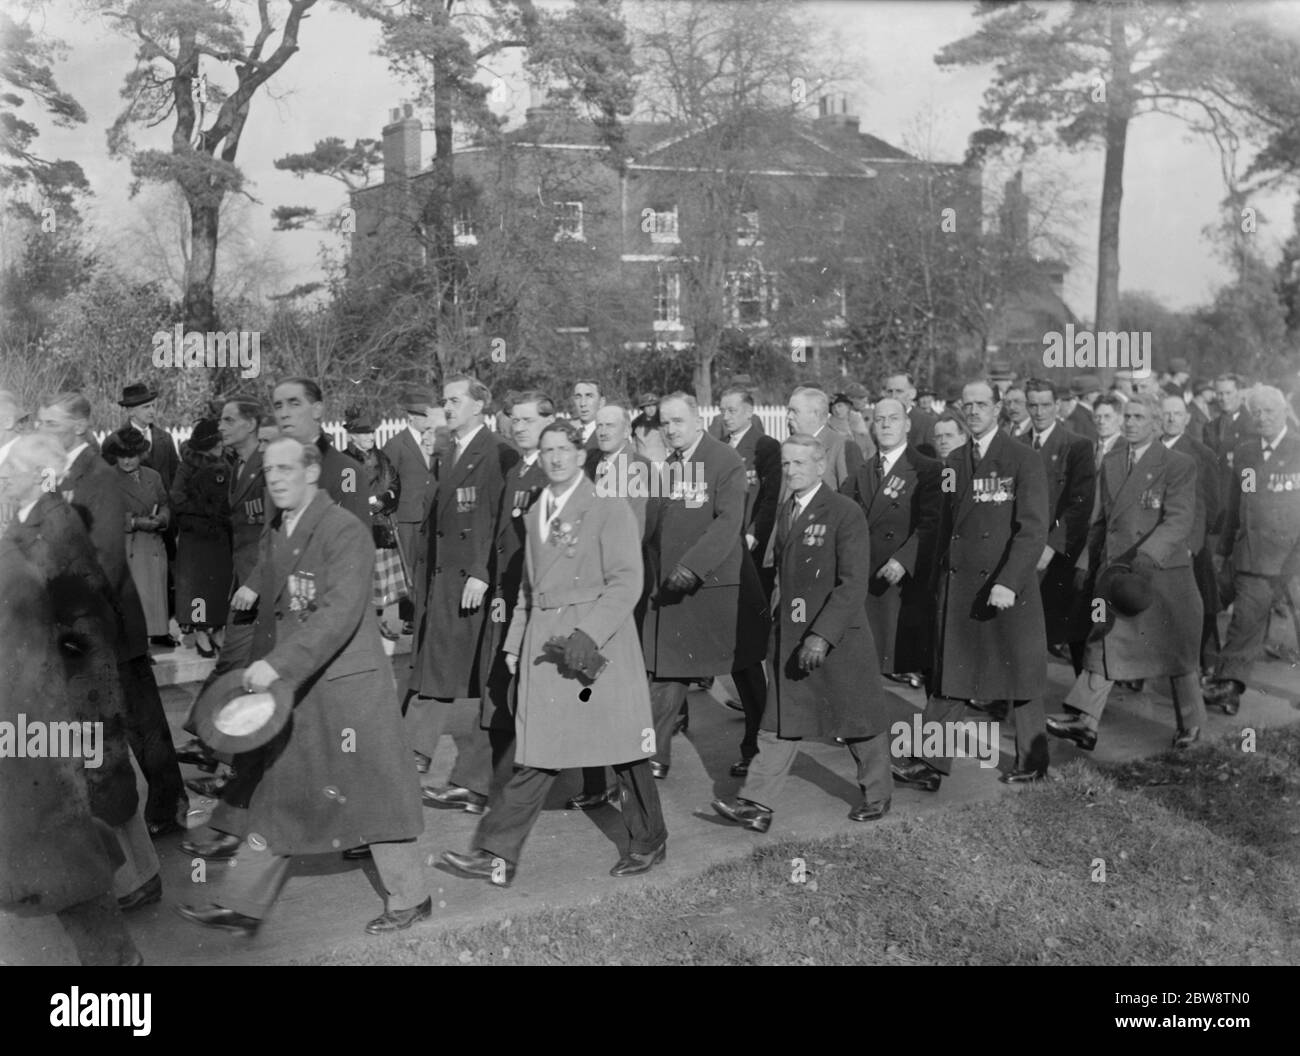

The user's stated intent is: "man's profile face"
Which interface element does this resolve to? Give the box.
[131,400,157,427]
[219,403,257,450]
[786,393,821,436]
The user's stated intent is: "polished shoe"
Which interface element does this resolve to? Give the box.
[891,760,941,792]
[672,714,689,735]
[1204,680,1241,715]
[999,768,1048,784]
[442,849,516,887]
[422,785,488,814]
[194,633,216,658]
[117,874,162,912]
[720,698,745,713]
[150,635,179,649]
[1045,714,1098,751]
[1172,725,1202,749]
[181,832,241,860]
[649,761,669,780]
[885,672,924,689]
[402,620,415,636]
[729,757,754,778]
[848,798,891,822]
[378,620,401,642]
[343,845,373,860]
[565,788,618,811]
[147,818,184,838]
[175,903,260,936]
[365,896,432,934]
[185,774,229,798]
[710,797,772,833]
[413,751,431,775]
[610,842,667,876]
[174,738,218,771]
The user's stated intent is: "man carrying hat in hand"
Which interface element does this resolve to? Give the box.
[1047,393,1207,751]
[176,437,427,936]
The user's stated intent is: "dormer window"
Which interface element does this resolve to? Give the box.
[644,204,679,244]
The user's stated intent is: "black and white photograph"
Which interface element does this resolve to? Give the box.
[1,0,1298,1004]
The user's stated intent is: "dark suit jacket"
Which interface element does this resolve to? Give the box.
[314,433,370,526]
[728,426,781,557]
[907,407,938,457]
[1187,401,1211,445]
[382,427,435,525]
[1019,425,1095,561]
[1167,432,1222,551]
[60,445,149,662]
[1219,431,1300,576]
[1064,403,1098,443]
[1206,408,1249,466]
[227,448,266,588]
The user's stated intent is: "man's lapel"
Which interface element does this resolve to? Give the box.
[533,478,593,583]
[870,449,915,525]
[437,427,491,517]
[1110,442,1164,519]
[273,491,332,604]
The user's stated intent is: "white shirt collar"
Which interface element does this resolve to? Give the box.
[283,502,310,537]
[794,481,822,516]
[17,497,40,523]
[673,432,704,464]
[973,428,997,460]
[878,442,907,476]
[456,423,484,450]
[64,441,89,476]
[522,449,540,467]
[1013,418,1031,436]
[1032,422,1056,446]
[729,424,750,447]
[1130,440,1153,463]
[1162,433,1180,448]
[539,474,584,541]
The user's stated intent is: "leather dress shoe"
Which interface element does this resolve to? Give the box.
[422,785,488,814]
[442,849,516,887]
[885,672,924,689]
[1046,714,1097,751]
[999,768,1048,784]
[150,635,179,649]
[343,845,373,860]
[365,896,432,934]
[147,818,184,838]
[720,698,745,713]
[117,874,162,912]
[566,788,618,811]
[175,903,260,936]
[849,798,891,822]
[1173,726,1201,749]
[402,620,415,636]
[181,832,241,860]
[710,797,772,833]
[378,620,401,642]
[649,761,669,780]
[891,760,941,792]
[194,634,216,658]
[1204,680,1241,715]
[185,774,229,798]
[413,751,431,775]
[175,738,218,771]
[610,842,667,877]
[729,757,754,778]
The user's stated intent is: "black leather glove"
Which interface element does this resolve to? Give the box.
[563,628,601,674]
[1131,551,1158,576]
[797,634,828,672]
[665,564,700,593]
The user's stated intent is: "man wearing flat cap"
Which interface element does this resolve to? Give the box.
[177,437,428,936]
[1047,393,1206,752]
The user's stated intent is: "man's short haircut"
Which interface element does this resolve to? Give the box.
[1214,373,1241,389]
[225,398,263,423]
[720,386,755,408]
[42,392,92,421]
[1129,392,1163,417]
[445,374,492,408]
[1246,384,1287,413]
[267,435,322,470]
[1095,393,1124,415]
[791,387,829,416]
[962,379,1001,404]
[510,390,555,417]
[275,377,323,403]
[1024,377,1057,400]
[597,403,632,428]
[934,408,970,438]
[783,432,827,462]
[1192,377,1213,396]
[539,420,584,447]
[572,379,602,396]
[885,371,916,389]
[659,391,699,414]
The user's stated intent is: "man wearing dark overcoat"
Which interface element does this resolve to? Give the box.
[37,393,187,835]
[718,386,781,597]
[641,393,769,779]
[1019,379,1096,674]
[382,387,438,632]
[407,376,519,811]
[713,434,891,832]
[840,397,941,686]
[1047,393,1206,750]
[177,438,428,936]
[893,380,1053,790]
[1204,386,1300,716]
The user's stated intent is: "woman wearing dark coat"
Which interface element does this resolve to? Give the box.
[170,419,233,656]
[102,426,172,643]
[344,409,404,640]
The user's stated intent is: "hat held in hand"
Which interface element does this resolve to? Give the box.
[1097,558,1155,619]
[192,669,293,754]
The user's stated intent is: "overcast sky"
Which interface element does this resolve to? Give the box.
[25,0,1300,319]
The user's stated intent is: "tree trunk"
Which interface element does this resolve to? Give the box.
[694,338,716,408]
[1095,4,1132,388]
[184,196,220,334]
[431,55,457,373]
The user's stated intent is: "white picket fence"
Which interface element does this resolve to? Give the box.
[96,405,793,449]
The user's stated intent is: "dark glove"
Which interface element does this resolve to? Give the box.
[797,634,828,672]
[563,628,601,674]
[1131,551,1158,576]
[665,564,699,593]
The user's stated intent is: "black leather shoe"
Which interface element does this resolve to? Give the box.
[999,768,1048,784]
[117,874,162,912]
[891,760,941,792]
[1046,714,1097,751]
[710,797,772,833]
[729,757,754,778]
[849,798,891,822]
[1221,691,1240,716]
[185,774,229,798]
[175,903,260,936]
[1173,726,1201,749]
[422,785,488,814]
[175,738,218,771]
[1205,680,1242,714]
[413,751,431,775]
[565,788,618,811]
[442,849,515,887]
[402,621,415,636]
[343,845,373,860]
[181,832,241,860]
[150,635,179,649]
[194,634,216,658]
[365,896,432,934]
[147,818,184,838]
[378,620,401,642]
[610,842,667,876]
[885,672,924,689]
[649,761,669,780]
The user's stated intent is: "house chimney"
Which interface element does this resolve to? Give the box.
[814,94,860,135]
[382,103,421,181]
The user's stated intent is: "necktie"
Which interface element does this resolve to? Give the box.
[1032,433,1042,450]
[451,437,461,467]
[871,454,883,489]
[1263,443,1273,462]
[1095,440,1103,464]
[597,459,611,477]
[1126,445,1135,476]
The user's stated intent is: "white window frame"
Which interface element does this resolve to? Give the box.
[554,201,584,242]
[654,268,682,331]
[727,262,767,327]
[736,208,761,247]
[453,207,477,246]
[649,204,679,244]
